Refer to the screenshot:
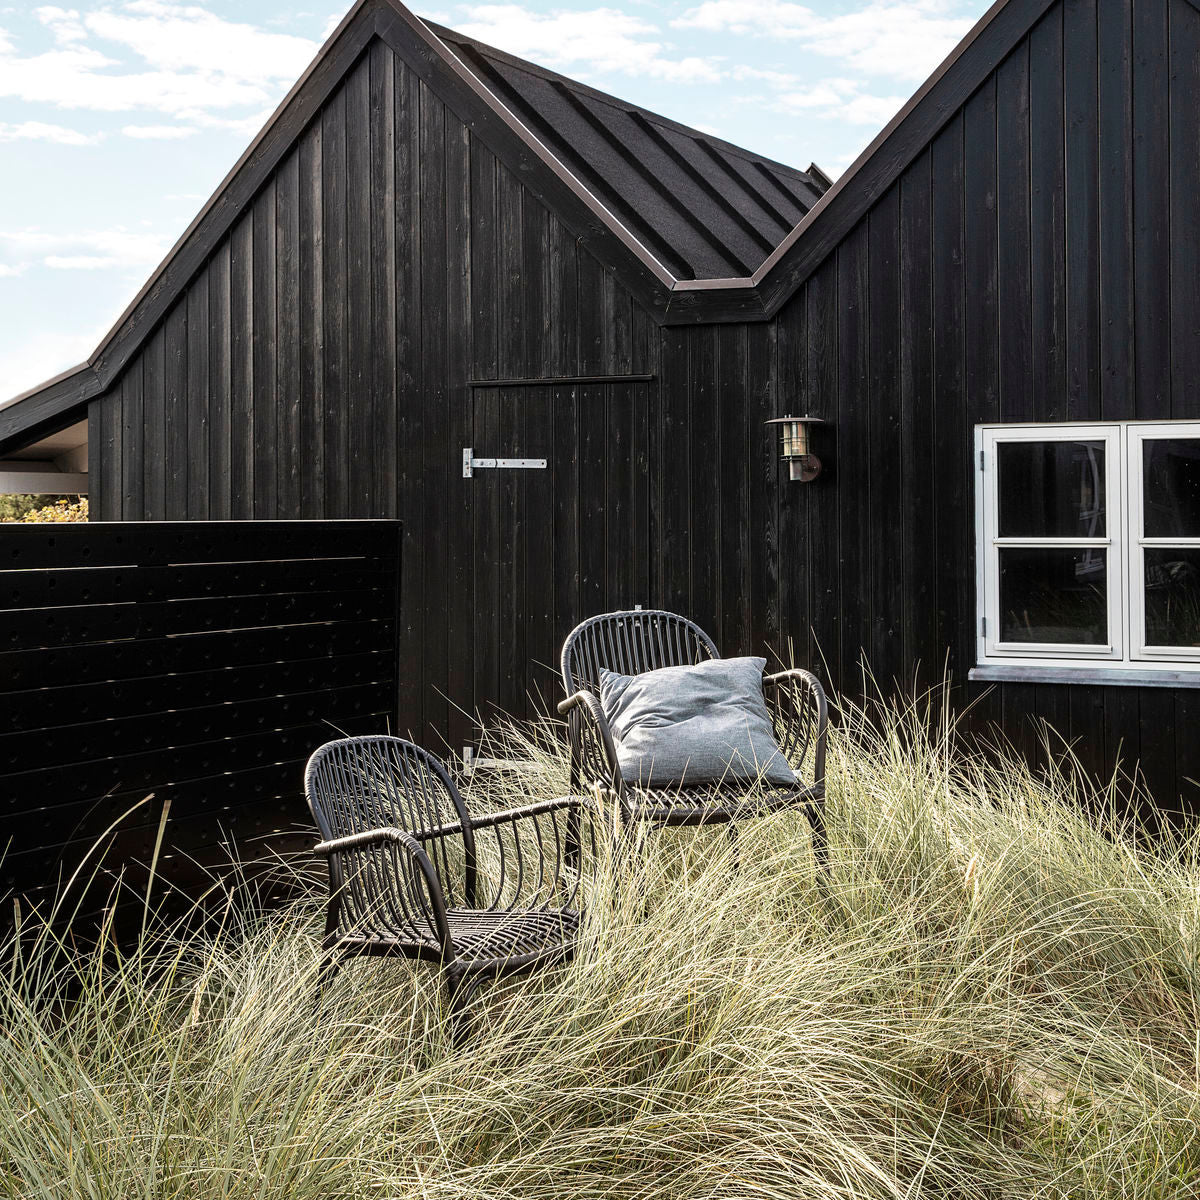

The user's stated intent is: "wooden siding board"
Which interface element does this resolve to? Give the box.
[806,261,839,677]
[370,38,398,520]
[252,179,278,517]
[186,275,210,519]
[346,56,373,516]
[899,149,937,681]
[868,185,904,685]
[689,328,720,639]
[748,319,780,664]
[298,121,325,519]
[1132,0,1171,418]
[142,324,167,521]
[208,242,232,521]
[164,299,188,518]
[775,283,809,665]
[445,116,474,748]
[276,147,302,518]
[120,358,144,519]
[229,212,254,519]
[837,221,870,692]
[395,55,422,735]
[996,42,1035,422]
[1029,2,1068,420]
[1098,0,1135,419]
[1169,0,1200,415]
[931,114,968,676]
[1064,0,1102,419]
[718,325,751,656]
[321,85,349,518]
[419,80,450,741]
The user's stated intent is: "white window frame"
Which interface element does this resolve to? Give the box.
[1127,423,1200,663]
[975,420,1200,676]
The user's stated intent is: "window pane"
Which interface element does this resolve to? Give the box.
[998,440,1106,538]
[1142,439,1200,537]
[999,547,1108,644]
[1144,548,1200,647]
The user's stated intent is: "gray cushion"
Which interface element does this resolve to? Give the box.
[598,656,796,789]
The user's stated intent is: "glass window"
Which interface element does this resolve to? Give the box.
[978,421,1200,674]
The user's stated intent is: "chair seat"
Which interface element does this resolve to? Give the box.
[446,905,581,965]
[623,780,824,826]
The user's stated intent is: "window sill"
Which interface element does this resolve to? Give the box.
[969,665,1200,688]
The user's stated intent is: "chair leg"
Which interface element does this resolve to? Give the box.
[446,970,483,1049]
[807,805,828,880]
[314,949,341,1010]
[726,822,740,872]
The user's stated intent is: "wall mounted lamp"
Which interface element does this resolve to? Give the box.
[765,415,824,482]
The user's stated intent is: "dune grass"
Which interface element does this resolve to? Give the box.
[2,693,1199,1198]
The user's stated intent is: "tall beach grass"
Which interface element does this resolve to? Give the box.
[2,692,1198,1198]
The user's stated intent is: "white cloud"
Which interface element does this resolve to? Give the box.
[0,263,25,277]
[0,323,108,406]
[451,5,722,84]
[122,122,196,138]
[0,2,321,117]
[0,119,100,144]
[675,0,976,83]
[0,226,174,277]
[772,76,907,125]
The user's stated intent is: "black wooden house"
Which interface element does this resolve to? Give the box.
[4,0,1200,815]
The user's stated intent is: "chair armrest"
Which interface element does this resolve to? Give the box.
[557,691,622,796]
[469,794,591,830]
[313,827,452,956]
[763,668,828,787]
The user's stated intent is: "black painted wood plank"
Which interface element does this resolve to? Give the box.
[931,114,968,676]
[207,243,231,521]
[899,150,936,683]
[746,319,779,664]
[578,382,607,620]
[186,275,210,518]
[369,37,398,519]
[346,55,373,516]
[163,300,188,518]
[321,83,349,518]
[1029,2,1068,420]
[806,260,839,677]
[689,329,720,638]
[775,274,808,666]
[276,146,302,517]
[394,56,422,736]
[141,325,167,520]
[964,76,1000,426]
[837,221,870,693]
[996,42,1035,422]
[299,119,325,519]
[229,211,255,519]
[472,386,502,726]
[1169,0,1200,415]
[252,178,278,517]
[1132,0,1171,418]
[445,114,474,748]
[552,382,580,681]
[523,384,557,711]
[1098,0,1135,419]
[119,364,143,521]
[1064,0,1101,419]
[419,80,450,741]
[718,325,751,655]
[868,185,904,687]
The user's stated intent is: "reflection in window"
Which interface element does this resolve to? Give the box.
[998,440,1106,538]
[1000,547,1108,644]
[1144,549,1200,647]
[1143,440,1200,538]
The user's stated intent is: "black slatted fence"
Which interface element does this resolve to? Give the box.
[0,520,401,913]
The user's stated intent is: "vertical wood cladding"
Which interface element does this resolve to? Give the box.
[88,0,1200,814]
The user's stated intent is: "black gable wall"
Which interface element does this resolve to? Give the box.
[86,0,1200,813]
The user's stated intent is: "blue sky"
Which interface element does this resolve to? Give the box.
[0,0,989,402]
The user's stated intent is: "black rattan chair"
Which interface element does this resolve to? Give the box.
[557,609,827,869]
[305,735,592,1037]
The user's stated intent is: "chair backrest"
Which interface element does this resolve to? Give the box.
[304,735,474,901]
[561,609,720,697]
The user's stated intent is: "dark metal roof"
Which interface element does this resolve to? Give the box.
[428,21,829,281]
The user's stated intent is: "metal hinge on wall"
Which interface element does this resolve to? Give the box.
[462,448,548,478]
[979,449,985,471]
[981,616,987,637]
